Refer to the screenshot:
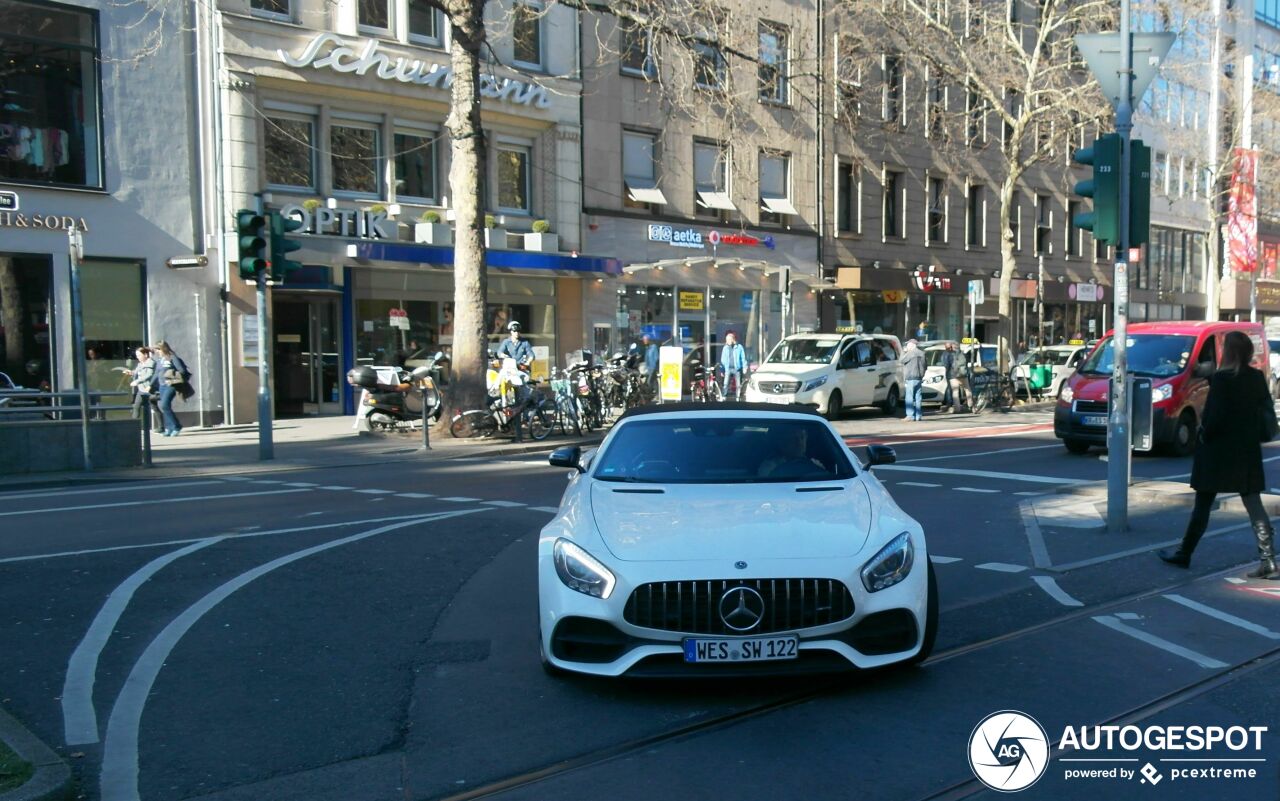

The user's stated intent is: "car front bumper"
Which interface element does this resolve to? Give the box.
[742,384,824,409]
[1054,403,1175,445]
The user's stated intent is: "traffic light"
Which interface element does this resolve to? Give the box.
[1072,132,1121,244]
[235,209,267,280]
[1129,140,1151,247]
[268,210,304,283]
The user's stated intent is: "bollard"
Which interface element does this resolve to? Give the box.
[420,391,431,451]
[141,402,153,467]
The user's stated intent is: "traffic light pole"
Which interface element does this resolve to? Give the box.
[1108,0,1134,533]
[255,197,274,461]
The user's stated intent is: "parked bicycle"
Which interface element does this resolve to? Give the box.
[970,372,1014,413]
[687,354,722,403]
[448,357,555,441]
[550,369,582,437]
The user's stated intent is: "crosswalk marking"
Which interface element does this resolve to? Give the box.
[975,562,1028,573]
[1163,594,1280,640]
[1093,615,1229,669]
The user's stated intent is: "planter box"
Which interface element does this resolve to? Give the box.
[524,232,559,253]
[414,222,453,246]
[485,228,509,249]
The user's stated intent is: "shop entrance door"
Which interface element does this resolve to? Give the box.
[273,295,341,417]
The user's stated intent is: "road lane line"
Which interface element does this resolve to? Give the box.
[440,496,480,502]
[1019,502,1053,569]
[62,538,227,746]
[0,513,452,564]
[99,509,488,801]
[1162,594,1280,640]
[929,555,962,564]
[844,422,1054,447]
[354,489,393,495]
[896,481,941,488]
[1092,615,1229,669]
[531,506,560,514]
[898,443,1062,464]
[482,500,527,507]
[396,493,434,499]
[1032,575,1083,607]
[1014,491,1047,496]
[954,487,1001,494]
[872,464,1083,485]
[975,563,1028,573]
[318,486,354,491]
[0,480,224,502]
[0,488,311,518]
[1049,518,1271,572]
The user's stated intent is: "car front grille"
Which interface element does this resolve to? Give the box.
[1074,400,1108,414]
[623,578,855,635]
[756,380,802,395]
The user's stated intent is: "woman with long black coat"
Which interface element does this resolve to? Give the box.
[1160,331,1279,578]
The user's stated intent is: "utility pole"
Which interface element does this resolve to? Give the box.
[1037,253,1045,348]
[1107,0,1134,534]
[68,228,92,471]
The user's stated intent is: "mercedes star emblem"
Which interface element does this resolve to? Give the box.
[719,586,765,632]
[735,560,748,570]
[773,383,783,393]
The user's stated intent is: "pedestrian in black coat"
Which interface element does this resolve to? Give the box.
[1160,331,1279,578]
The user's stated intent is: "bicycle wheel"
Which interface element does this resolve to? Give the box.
[574,396,596,432]
[525,404,554,441]
[450,410,495,438]
[708,380,723,402]
[559,398,582,436]
[997,378,1014,410]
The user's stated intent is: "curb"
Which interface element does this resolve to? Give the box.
[0,706,69,801]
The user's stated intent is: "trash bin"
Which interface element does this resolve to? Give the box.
[1029,364,1053,394]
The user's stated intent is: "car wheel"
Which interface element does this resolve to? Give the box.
[825,389,843,421]
[1167,409,1196,457]
[1063,438,1091,455]
[880,385,900,415]
[906,561,938,667]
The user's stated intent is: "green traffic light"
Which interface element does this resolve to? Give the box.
[1070,133,1120,244]
[235,209,268,280]
[268,210,305,283]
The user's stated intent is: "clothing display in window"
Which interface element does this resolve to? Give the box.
[0,125,72,172]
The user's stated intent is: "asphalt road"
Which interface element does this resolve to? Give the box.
[0,406,1278,801]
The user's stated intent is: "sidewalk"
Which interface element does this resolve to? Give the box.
[0,416,605,488]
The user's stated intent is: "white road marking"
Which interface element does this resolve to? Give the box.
[440,496,480,502]
[319,486,354,491]
[897,481,942,488]
[1092,615,1229,669]
[1019,502,1053,569]
[1014,491,1047,496]
[531,506,561,514]
[0,514,446,564]
[0,488,311,519]
[898,443,1062,464]
[929,555,962,564]
[975,562,1029,573]
[354,489,393,495]
[1049,518,1274,572]
[396,493,435,499]
[284,482,318,487]
[1226,577,1247,585]
[98,510,488,801]
[955,487,1001,494]
[482,500,527,507]
[1163,594,1280,640]
[1116,612,1142,621]
[62,539,226,745]
[252,480,285,484]
[1034,499,1104,529]
[0,480,222,502]
[873,464,1083,485]
[1032,575,1083,606]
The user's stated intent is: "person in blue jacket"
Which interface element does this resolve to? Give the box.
[720,331,747,401]
[641,333,659,389]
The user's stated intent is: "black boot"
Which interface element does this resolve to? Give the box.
[1245,520,1280,579]
[1159,516,1209,569]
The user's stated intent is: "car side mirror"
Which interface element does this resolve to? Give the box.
[549,445,584,473]
[1193,361,1215,379]
[863,444,897,468]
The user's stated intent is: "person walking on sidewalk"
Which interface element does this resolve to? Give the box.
[150,341,190,437]
[1160,331,1279,578]
[127,346,160,429]
[901,339,926,421]
[720,331,747,401]
[942,342,971,413]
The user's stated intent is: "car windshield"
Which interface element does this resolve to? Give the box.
[924,348,953,367]
[766,338,843,364]
[1020,350,1077,366]
[1270,340,1280,356]
[1079,334,1195,377]
[593,417,857,484]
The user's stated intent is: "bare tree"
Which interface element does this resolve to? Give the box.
[835,0,1114,368]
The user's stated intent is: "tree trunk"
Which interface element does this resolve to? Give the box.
[996,167,1023,374]
[440,2,489,427]
[0,256,25,372]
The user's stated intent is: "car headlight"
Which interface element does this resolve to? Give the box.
[802,375,828,392]
[1059,385,1074,404]
[925,374,944,384]
[553,539,616,599]
[1152,383,1173,403]
[860,532,914,592]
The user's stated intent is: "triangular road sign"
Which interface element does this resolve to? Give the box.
[1074,32,1177,111]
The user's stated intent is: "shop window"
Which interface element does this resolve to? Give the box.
[512,2,543,70]
[927,176,947,244]
[358,0,388,31]
[758,22,788,104]
[394,128,437,202]
[250,0,289,18]
[619,21,655,77]
[331,123,381,196]
[694,140,733,216]
[407,0,442,45]
[759,151,794,224]
[496,144,531,213]
[623,130,664,209]
[80,260,145,413]
[0,0,102,189]
[0,255,54,391]
[837,162,859,234]
[693,40,726,90]
[264,115,315,190]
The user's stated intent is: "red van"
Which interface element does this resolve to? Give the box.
[1054,321,1269,456]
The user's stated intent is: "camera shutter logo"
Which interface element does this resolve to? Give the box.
[968,710,1050,792]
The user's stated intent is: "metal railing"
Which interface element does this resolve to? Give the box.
[0,389,153,468]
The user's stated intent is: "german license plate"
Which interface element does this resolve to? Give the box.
[683,635,799,663]
[1082,415,1108,427]
[761,394,789,404]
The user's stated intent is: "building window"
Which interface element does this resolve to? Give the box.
[251,0,289,17]
[394,129,436,202]
[264,115,316,189]
[966,82,986,145]
[1095,237,1108,261]
[883,170,903,240]
[619,21,655,77]
[0,0,102,189]
[694,140,733,215]
[496,144,531,213]
[1035,194,1051,255]
[837,162,860,234]
[407,0,442,45]
[758,22,788,104]
[966,183,984,247]
[1003,88,1019,146]
[927,71,946,139]
[331,123,380,196]
[927,176,947,244]
[1153,151,1167,194]
[693,40,726,90]
[512,2,543,69]
[79,259,146,406]
[759,151,794,224]
[358,0,388,31]
[622,130,665,209]
[1010,200,1021,251]
[1066,199,1081,256]
[883,54,904,123]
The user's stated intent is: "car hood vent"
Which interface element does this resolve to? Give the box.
[590,481,871,562]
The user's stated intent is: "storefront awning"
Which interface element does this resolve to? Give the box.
[696,191,737,211]
[625,178,668,205]
[761,196,798,216]
[348,242,624,275]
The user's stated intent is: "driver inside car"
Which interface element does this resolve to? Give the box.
[757,426,826,478]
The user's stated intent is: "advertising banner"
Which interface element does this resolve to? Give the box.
[659,346,683,401]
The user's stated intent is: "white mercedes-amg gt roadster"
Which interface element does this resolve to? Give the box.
[538,403,937,677]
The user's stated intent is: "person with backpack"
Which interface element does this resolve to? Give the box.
[942,342,971,414]
[151,340,191,436]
